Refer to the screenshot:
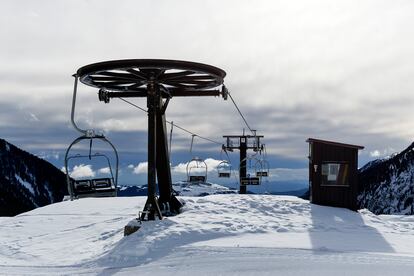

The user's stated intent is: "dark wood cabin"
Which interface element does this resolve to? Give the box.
[306,138,364,211]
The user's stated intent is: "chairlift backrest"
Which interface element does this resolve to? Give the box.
[93,178,113,189]
[73,179,92,191]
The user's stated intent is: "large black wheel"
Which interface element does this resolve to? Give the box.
[77,59,226,96]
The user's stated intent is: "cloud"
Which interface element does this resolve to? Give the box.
[172,158,225,174]
[69,164,95,178]
[28,113,39,122]
[127,164,134,169]
[369,148,398,159]
[132,162,148,174]
[268,168,308,182]
[370,150,381,158]
[37,151,60,160]
[172,162,188,174]
[98,167,111,174]
[2,0,414,175]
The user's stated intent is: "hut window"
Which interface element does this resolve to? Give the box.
[321,163,349,186]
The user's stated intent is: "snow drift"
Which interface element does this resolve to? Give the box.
[1,195,414,275]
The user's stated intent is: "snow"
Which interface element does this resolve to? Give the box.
[173,181,236,196]
[14,173,35,195]
[1,195,414,275]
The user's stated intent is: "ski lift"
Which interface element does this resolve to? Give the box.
[185,134,208,183]
[65,71,119,200]
[186,157,208,183]
[217,160,232,178]
[239,155,261,186]
[255,145,270,177]
[217,147,232,178]
[256,159,270,177]
[64,134,119,199]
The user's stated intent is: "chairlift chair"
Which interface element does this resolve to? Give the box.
[256,159,270,177]
[64,135,119,199]
[186,157,208,183]
[217,160,232,178]
[239,156,261,186]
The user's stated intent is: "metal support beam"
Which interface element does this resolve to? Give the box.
[141,80,162,220]
[156,97,183,214]
[101,89,222,101]
[239,137,247,194]
[223,134,264,194]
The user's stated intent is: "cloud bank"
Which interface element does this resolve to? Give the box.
[2,0,414,178]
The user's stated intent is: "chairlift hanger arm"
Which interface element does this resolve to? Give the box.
[70,75,89,135]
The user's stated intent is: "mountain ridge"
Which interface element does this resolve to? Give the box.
[0,138,67,216]
[358,141,414,215]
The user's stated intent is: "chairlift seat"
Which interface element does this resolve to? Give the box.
[189,175,206,183]
[92,178,113,189]
[241,177,260,185]
[72,177,116,197]
[219,172,231,178]
[74,179,93,192]
[256,171,268,177]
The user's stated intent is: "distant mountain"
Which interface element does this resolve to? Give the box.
[118,182,309,198]
[271,188,309,198]
[118,182,237,197]
[358,142,414,215]
[0,139,67,216]
[117,185,147,197]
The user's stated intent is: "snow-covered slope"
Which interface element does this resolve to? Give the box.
[172,181,237,196]
[358,142,414,214]
[1,195,414,275]
[118,182,237,197]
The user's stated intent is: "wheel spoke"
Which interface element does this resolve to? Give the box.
[91,80,138,86]
[162,82,193,89]
[94,71,139,81]
[165,79,217,85]
[126,69,149,80]
[160,70,195,80]
[163,80,220,90]
[178,75,217,81]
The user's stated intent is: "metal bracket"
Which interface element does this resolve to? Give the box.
[98,89,110,103]
[221,85,228,100]
[161,97,170,114]
[85,129,96,138]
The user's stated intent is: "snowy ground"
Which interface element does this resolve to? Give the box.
[172,181,237,196]
[1,195,414,275]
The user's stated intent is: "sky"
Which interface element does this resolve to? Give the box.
[1,0,414,189]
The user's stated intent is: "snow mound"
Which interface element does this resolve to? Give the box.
[1,195,414,275]
[172,181,237,196]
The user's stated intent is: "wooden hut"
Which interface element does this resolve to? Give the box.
[306,138,364,210]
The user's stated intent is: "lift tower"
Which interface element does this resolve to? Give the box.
[75,59,227,220]
[223,131,264,194]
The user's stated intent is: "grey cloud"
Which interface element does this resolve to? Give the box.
[1,0,414,177]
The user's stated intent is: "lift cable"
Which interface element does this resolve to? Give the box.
[227,92,255,135]
[118,97,222,145]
